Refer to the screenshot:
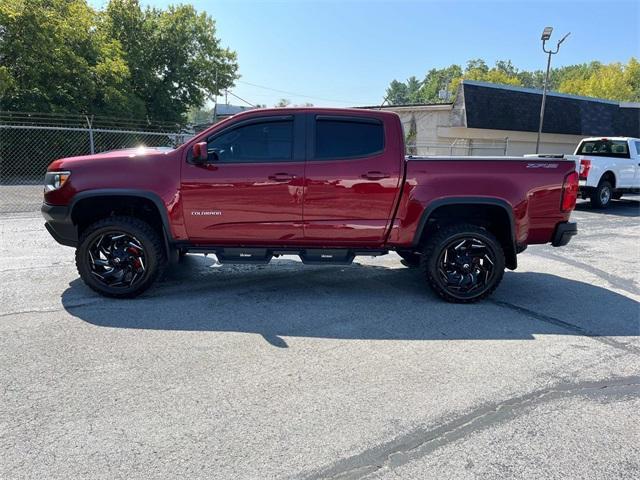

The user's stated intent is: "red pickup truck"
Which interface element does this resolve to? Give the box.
[42,108,578,302]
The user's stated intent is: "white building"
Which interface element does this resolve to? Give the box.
[375,80,640,156]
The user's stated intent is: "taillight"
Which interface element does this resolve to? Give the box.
[561,171,579,212]
[579,159,591,180]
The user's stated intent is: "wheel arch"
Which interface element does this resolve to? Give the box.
[600,170,617,188]
[70,189,173,253]
[412,197,517,270]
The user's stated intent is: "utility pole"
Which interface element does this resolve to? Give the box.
[535,27,570,154]
[213,70,218,124]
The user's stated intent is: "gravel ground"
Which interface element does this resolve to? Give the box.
[0,197,639,480]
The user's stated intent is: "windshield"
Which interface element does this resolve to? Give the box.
[577,140,630,158]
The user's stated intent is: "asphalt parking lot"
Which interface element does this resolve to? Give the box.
[1,198,639,479]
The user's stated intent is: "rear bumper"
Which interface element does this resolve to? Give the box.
[551,221,577,247]
[41,203,77,247]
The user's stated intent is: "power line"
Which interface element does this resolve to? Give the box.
[225,90,256,108]
[235,80,370,105]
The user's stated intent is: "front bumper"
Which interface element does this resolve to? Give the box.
[551,221,577,247]
[41,203,77,247]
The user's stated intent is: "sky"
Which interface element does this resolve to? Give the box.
[90,0,640,107]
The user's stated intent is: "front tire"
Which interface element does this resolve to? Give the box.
[76,216,166,298]
[590,180,613,208]
[420,224,505,303]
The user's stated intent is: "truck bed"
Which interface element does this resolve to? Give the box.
[386,155,578,248]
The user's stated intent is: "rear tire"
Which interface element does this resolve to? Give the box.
[420,224,505,303]
[590,180,613,208]
[76,216,166,298]
[397,250,421,268]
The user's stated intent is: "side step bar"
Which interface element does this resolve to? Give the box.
[217,248,272,264]
[300,249,354,265]
[184,247,388,265]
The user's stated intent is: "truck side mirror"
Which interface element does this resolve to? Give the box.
[192,142,209,163]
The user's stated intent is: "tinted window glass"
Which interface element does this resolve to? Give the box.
[315,119,384,159]
[577,140,630,158]
[208,120,293,162]
[635,141,640,155]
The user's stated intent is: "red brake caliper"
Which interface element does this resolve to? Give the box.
[127,247,142,269]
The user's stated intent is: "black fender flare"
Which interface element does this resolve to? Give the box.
[412,197,517,269]
[70,189,175,251]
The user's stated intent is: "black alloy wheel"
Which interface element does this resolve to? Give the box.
[436,237,495,296]
[421,224,505,303]
[76,216,165,298]
[87,232,147,288]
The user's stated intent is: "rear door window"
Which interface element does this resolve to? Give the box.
[314,117,384,159]
[577,140,630,158]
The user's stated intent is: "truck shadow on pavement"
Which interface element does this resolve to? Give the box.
[60,255,640,348]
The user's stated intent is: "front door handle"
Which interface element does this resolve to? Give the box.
[268,173,295,182]
[361,171,389,180]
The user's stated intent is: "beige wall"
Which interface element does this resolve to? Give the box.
[386,105,583,156]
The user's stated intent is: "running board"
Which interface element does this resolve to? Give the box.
[184,247,388,265]
[216,248,272,264]
[300,249,354,265]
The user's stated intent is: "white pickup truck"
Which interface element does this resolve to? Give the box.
[573,137,640,208]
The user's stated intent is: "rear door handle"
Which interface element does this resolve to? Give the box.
[268,173,295,182]
[361,171,389,180]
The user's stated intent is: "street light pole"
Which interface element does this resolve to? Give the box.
[535,28,570,154]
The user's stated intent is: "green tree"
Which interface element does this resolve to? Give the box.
[625,57,640,101]
[465,58,489,74]
[405,76,422,103]
[384,76,423,105]
[384,58,640,105]
[447,59,522,98]
[385,79,409,105]
[187,105,214,125]
[418,64,462,103]
[494,60,518,77]
[516,70,545,89]
[557,59,639,102]
[0,0,238,123]
[0,0,135,115]
[105,0,238,123]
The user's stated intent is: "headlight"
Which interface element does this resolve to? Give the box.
[44,171,71,192]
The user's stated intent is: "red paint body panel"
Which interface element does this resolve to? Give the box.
[44,107,576,252]
[302,109,405,245]
[46,147,188,240]
[180,160,305,244]
[389,159,576,247]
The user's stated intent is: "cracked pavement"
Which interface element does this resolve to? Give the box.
[1,198,639,479]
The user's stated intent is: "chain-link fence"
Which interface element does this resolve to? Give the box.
[0,112,194,214]
[406,138,510,157]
